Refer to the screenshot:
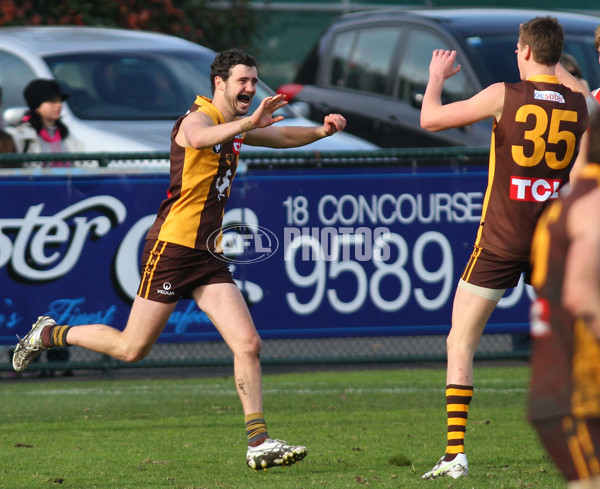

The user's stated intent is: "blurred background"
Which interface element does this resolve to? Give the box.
[2,1,598,88]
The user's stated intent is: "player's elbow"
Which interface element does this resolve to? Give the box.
[420,113,441,132]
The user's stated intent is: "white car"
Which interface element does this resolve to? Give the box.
[0,26,377,155]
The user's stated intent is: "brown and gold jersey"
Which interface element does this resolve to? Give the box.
[146,96,243,251]
[528,164,600,421]
[476,76,588,261]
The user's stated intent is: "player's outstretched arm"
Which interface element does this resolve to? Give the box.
[245,113,346,148]
[177,95,288,149]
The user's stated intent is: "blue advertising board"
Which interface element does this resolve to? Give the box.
[0,164,533,345]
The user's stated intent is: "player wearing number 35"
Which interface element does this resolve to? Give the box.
[419,16,594,480]
[11,49,347,471]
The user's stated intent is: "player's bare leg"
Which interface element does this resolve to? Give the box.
[423,286,498,480]
[12,297,176,372]
[193,282,263,414]
[65,297,176,362]
[193,282,307,470]
[446,286,498,386]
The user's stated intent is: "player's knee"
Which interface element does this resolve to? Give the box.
[446,332,477,357]
[446,333,462,354]
[120,344,152,363]
[246,334,262,356]
[237,333,262,358]
[249,334,262,356]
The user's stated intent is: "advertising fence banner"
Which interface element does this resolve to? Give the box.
[0,164,533,345]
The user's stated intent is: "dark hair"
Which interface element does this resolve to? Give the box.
[209,49,257,93]
[26,111,70,139]
[589,110,600,165]
[519,16,564,66]
[23,78,69,112]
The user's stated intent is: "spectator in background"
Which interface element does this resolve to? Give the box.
[9,78,82,164]
[560,53,590,91]
[0,86,17,154]
[8,78,79,374]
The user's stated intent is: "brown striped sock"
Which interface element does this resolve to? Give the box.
[41,325,71,348]
[444,384,473,462]
[245,412,269,446]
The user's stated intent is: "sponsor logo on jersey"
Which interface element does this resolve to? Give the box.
[510,176,561,202]
[534,90,565,103]
[233,134,243,155]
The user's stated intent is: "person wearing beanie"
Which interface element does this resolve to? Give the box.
[10,78,82,165]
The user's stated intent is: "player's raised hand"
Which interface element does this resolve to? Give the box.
[249,94,288,128]
[429,49,461,81]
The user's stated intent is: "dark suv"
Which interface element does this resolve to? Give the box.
[278,8,600,148]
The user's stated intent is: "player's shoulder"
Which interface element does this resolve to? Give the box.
[182,105,221,129]
[476,82,506,105]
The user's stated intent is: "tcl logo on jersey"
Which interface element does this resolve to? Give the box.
[510,176,561,202]
[233,134,243,155]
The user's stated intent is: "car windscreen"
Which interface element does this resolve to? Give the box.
[460,32,600,90]
[45,51,292,121]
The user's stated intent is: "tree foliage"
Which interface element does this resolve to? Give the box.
[0,0,262,52]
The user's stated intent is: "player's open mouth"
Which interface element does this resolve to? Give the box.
[238,93,251,108]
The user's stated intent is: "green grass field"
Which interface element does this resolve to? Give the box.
[0,365,564,489]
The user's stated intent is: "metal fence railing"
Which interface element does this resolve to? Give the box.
[0,147,491,169]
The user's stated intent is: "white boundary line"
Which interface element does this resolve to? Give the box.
[24,385,527,397]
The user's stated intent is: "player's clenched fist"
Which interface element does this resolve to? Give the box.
[322,113,346,136]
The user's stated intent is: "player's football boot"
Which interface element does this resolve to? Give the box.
[12,315,55,372]
[246,438,307,470]
[421,453,468,479]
